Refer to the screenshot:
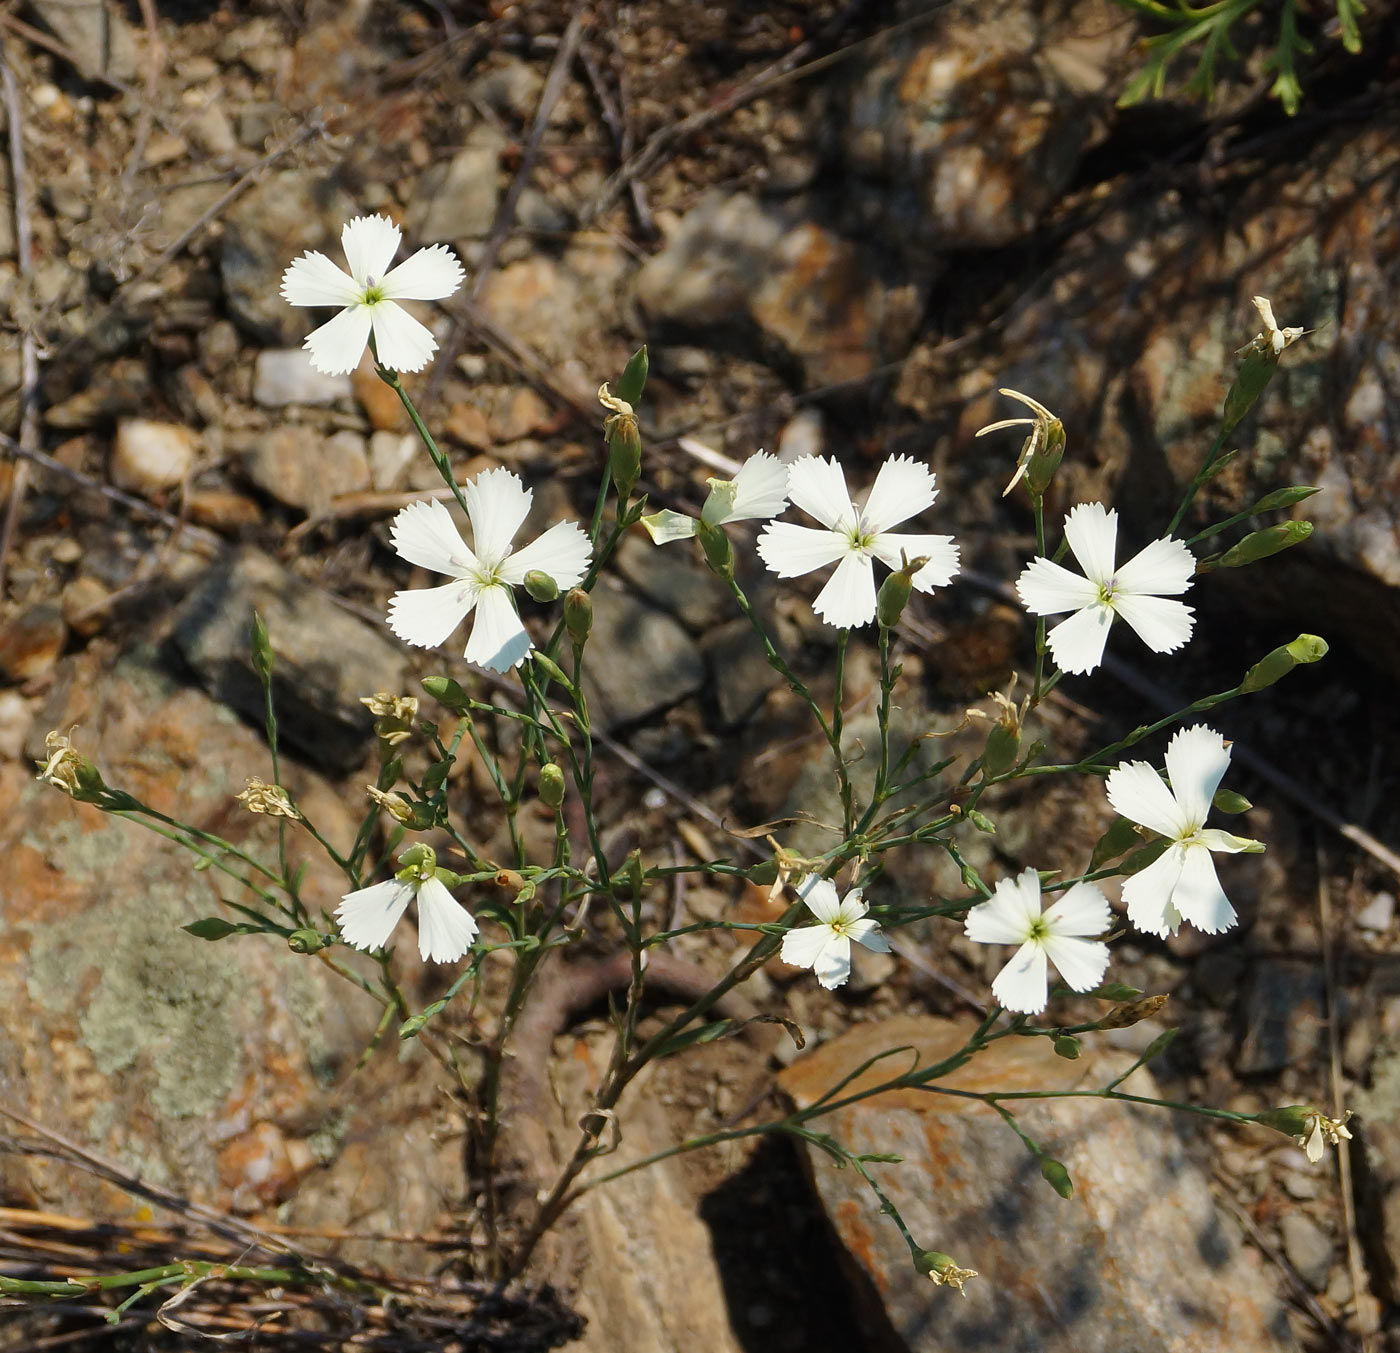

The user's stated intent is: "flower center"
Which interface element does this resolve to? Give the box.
[1027,916,1050,942]
[362,280,386,305]
[829,918,851,937]
[1096,578,1121,609]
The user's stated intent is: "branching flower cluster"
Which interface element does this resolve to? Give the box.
[26,215,1350,1314]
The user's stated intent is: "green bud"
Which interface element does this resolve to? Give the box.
[1218,520,1313,568]
[876,562,918,629]
[564,588,592,647]
[1200,449,1239,482]
[1222,346,1277,435]
[1092,981,1144,1002]
[539,763,566,808]
[1212,788,1252,814]
[250,611,274,684]
[421,674,469,711]
[1053,1034,1081,1060]
[1040,1157,1074,1199]
[1249,485,1320,513]
[523,570,559,602]
[747,859,779,886]
[288,928,333,954]
[398,1012,429,1040]
[183,917,241,941]
[1239,633,1328,693]
[1025,418,1065,496]
[1255,1104,1312,1138]
[1139,1027,1178,1064]
[982,721,1022,778]
[1089,816,1143,872]
[615,345,649,407]
[695,518,734,580]
[606,412,642,502]
[965,808,996,835]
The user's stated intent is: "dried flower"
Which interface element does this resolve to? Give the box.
[235,777,301,820]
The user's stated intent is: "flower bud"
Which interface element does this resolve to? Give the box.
[539,763,566,808]
[421,674,469,711]
[523,570,560,602]
[1239,633,1328,693]
[1099,993,1168,1029]
[1218,520,1313,568]
[288,928,333,954]
[366,784,415,824]
[1040,1157,1074,1199]
[1053,1034,1081,1060]
[250,611,275,683]
[695,518,733,580]
[615,345,649,407]
[599,383,642,501]
[876,555,926,628]
[1249,485,1320,513]
[747,859,779,886]
[564,588,592,647]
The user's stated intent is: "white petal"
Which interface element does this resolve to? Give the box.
[336,879,413,952]
[834,888,870,925]
[1164,725,1231,828]
[280,250,361,307]
[812,934,853,989]
[380,244,464,301]
[1106,760,1187,838]
[1114,535,1196,597]
[786,455,856,531]
[1016,557,1100,617]
[1041,933,1110,993]
[846,917,891,953]
[965,869,1042,945]
[641,510,699,544]
[303,305,373,376]
[798,876,842,924]
[991,940,1049,1014]
[1123,845,1187,937]
[498,520,591,590]
[1043,881,1112,938]
[414,875,479,962]
[387,581,477,649]
[464,467,532,569]
[464,584,532,671]
[341,214,400,285]
[1197,828,1258,855]
[781,923,834,971]
[1112,593,1195,656]
[868,532,960,591]
[369,300,439,374]
[1045,603,1114,675]
[1062,503,1119,585]
[1170,842,1237,934]
[812,551,877,628]
[719,452,790,523]
[859,456,936,535]
[757,522,847,578]
[391,498,477,577]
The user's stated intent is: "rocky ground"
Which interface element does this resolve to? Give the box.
[2,0,1400,1350]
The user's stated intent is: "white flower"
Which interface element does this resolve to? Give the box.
[387,467,591,672]
[281,214,464,375]
[1251,296,1304,356]
[1106,724,1264,939]
[780,876,890,990]
[641,451,790,544]
[757,455,959,627]
[963,868,1111,1014]
[1300,1109,1352,1164]
[1016,502,1195,675]
[336,852,478,963]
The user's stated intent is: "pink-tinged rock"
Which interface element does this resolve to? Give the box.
[779,1015,1294,1353]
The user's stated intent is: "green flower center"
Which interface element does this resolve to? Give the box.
[362,283,386,305]
[1027,916,1049,942]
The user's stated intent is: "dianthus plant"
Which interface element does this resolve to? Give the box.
[31,224,1342,1323]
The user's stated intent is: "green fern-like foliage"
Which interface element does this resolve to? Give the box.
[1110,0,1366,115]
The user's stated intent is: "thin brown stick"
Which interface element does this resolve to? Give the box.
[0,31,38,598]
[0,9,136,95]
[577,31,653,236]
[119,0,164,194]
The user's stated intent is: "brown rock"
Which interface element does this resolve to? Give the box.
[488,387,556,442]
[110,419,199,497]
[60,577,112,639]
[187,488,263,533]
[445,401,491,450]
[0,604,66,684]
[779,1015,1294,1352]
[352,361,409,431]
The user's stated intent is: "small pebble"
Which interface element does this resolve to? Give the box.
[61,577,112,639]
[110,419,198,496]
[0,688,34,759]
[252,350,352,408]
[1279,1211,1331,1291]
[1357,892,1395,933]
[0,604,67,683]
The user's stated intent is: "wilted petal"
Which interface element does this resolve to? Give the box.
[341,214,401,285]
[1062,503,1119,585]
[390,498,477,577]
[1170,842,1237,934]
[1114,535,1196,597]
[380,243,464,301]
[414,875,479,962]
[369,300,439,374]
[1016,557,1100,617]
[786,455,857,532]
[1112,593,1194,656]
[641,509,699,544]
[281,250,361,307]
[387,581,477,649]
[1163,725,1231,827]
[336,879,413,952]
[499,520,591,590]
[860,456,936,535]
[464,584,532,671]
[812,551,877,628]
[1045,603,1114,675]
[869,532,960,591]
[303,305,373,376]
[1106,760,1187,838]
[757,522,847,578]
[992,939,1049,1014]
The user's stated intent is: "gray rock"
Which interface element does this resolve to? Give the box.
[1279,1211,1332,1291]
[1237,960,1326,1074]
[612,532,733,632]
[580,578,705,731]
[701,617,781,729]
[780,1015,1295,1353]
[411,126,505,243]
[252,349,352,408]
[1358,892,1396,934]
[242,425,368,513]
[30,0,139,81]
[170,550,407,773]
